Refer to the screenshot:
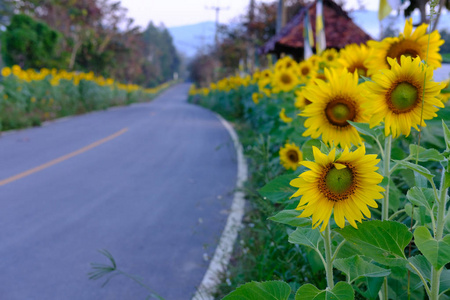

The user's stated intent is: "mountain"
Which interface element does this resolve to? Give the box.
[168,21,216,58]
[168,11,450,58]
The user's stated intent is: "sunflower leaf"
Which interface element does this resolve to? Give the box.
[393,160,435,181]
[407,145,445,162]
[295,282,354,300]
[406,187,435,211]
[413,226,450,270]
[288,227,322,250]
[258,174,298,203]
[337,220,412,267]
[222,281,291,300]
[443,120,450,150]
[333,255,391,283]
[347,121,379,141]
[268,210,311,227]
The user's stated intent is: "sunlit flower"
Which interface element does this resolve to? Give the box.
[279,142,303,170]
[272,69,299,92]
[366,18,443,72]
[301,68,369,148]
[338,43,370,77]
[290,146,384,231]
[365,56,444,138]
[279,108,293,123]
[1,67,11,77]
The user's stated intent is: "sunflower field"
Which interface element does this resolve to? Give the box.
[0,65,171,131]
[189,18,450,300]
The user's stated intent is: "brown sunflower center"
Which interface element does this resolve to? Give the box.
[319,163,356,202]
[325,99,356,127]
[327,55,334,61]
[301,67,310,76]
[388,82,419,113]
[281,73,293,85]
[386,40,421,65]
[287,150,299,163]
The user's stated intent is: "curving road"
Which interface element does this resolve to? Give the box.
[0,84,237,299]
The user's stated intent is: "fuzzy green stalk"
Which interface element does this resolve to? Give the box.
[382,135,392,221]
[430,165,449,299]
[323,223,335,289]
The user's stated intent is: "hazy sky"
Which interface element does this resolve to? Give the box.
[119,0,380,29]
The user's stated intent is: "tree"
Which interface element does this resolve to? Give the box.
[1,14,60,68]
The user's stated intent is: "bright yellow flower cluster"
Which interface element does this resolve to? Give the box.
[1,65,162,95]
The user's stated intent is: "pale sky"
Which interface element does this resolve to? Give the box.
[119,0,380,29]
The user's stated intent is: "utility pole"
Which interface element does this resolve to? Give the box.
[247,0,256,73]
[205,4,229,46]
[205,3,229,82]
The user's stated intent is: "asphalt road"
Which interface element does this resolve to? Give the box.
[0,84,237,299]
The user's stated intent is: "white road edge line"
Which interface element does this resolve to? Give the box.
[192,113,248,300]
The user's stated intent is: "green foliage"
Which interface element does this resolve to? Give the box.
[268,210,311,227]
[222,281,291,300]
[338,220,412,267]
[295,282,354,300]
[288,228,322,250]
[414,226,450,270]
[1,14,60,68]
[258,174,298,203]
[333,255,391,283]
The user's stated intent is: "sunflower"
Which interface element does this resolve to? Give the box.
[294,87,311,109]
[365,56,444,138]
[276,56,299,75]
[366,18,443,73]
[279,143,303,170]
[321,48,339,66]
[301,68,370,148]
[258,70,273,89]
[280,108,293,123]
[290,146,384,231]
[1,67,11,77]
[252,92,261,104]
[298,60,317,82]
[338,43,370,77]
[272,68,299,92]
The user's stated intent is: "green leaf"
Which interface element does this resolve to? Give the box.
[258,174,297,203]
[359,75,373,82]
[268,210,311,227]
[444,171,450,189]
[333,255,391,283]
[295,282,354,300]
[338,220,412,266]
[353,277,384,300]
[347,121,379,141]
[406,187,435,211]
[222,281,291,300]
[408,255,431,280]
[443,120,450,150]
[414,226,450,269]
[440,269,450,295]
[288,227,322,250]
[301,139,321,161]
[394,160,435,181]
[408,144,445,162]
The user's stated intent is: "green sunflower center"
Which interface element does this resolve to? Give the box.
[390,82,418,112]
[287,150,299,163]
[319,163,356,202]
[325,167,353,194]
[325,99,356,127]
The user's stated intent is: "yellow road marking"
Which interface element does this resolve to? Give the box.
[0,127,129,186]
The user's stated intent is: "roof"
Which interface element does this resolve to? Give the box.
[260,0,373,56]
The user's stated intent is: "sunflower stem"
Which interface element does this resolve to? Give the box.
[430,163,449,299]
[382,135,392,221]
[323,223,335,289]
